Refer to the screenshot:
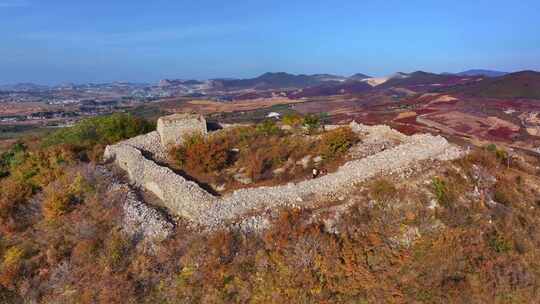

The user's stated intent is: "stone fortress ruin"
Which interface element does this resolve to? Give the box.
[104,113,464,231]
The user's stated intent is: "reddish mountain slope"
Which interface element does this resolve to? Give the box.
[452,71,540,99]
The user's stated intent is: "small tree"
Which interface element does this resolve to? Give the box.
[319,112,330,129]
[303,114,320,133]
[282,113,303,127]
[256,120,281,136]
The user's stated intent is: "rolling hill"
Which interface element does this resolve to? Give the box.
[213,72,329,90]
[452,70,540,99]
[349,73,372,80]
[455,69,508,77]
[376,71,468,90]
[288,80,373,98]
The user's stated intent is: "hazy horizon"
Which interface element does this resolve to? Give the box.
[1,0,539,85]
[0,68,534,87]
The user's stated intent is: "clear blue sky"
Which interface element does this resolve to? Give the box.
[1,0,539,84]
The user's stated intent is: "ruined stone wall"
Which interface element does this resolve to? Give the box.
[104,119,464,230]
[104,143,216,219]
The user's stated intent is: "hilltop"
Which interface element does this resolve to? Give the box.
[2,112,540,302]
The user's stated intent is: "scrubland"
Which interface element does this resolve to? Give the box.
[1,113,540,303]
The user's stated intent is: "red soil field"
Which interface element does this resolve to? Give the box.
[487,126,517,141]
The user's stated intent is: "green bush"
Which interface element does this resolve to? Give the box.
[0,142,27,178]
[303,114,321,133]
[485,143,508,162]
[432,177,454,207]
[320,127,358,159]
[488,233,512,253]
[256,120,281,136]
[486,143,497,153]
[42,113,154,150]
[281,113,303,127]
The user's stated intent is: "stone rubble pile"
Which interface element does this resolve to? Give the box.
[96,166,174,241]
[116,184,175,242]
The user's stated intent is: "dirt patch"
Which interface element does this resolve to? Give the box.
[419,111,521,143]
[487,127,518,141]
[394,112,420,125]
[395,111,417,120]
[486,116,520,131]
[427,95,459,105]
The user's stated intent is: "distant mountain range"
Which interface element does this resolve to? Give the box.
[454,69,508,77]
[212,72,324,90]
[0,83,50,92]
[210,72,370,91]
[2,69,539,100]
[204,70,504,92]
[159,79,204,87]
[349,73,372,81]
[441,69,508,77]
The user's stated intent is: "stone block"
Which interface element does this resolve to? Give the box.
[157,113,207,147]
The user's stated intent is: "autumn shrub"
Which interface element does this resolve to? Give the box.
[5,144,78,191]
[245,149,273,181]
[0,246,25,289]
[466,148,499,171]
[487,232,513,253]
[170,133,231,173]
[42,191,72,221]
[88,143,106,163]
[485,143,509,162]
[319,127,358,160]
[479,143,508,166]
[104,230,129,269]
[240,135,313,182]
[492,178,520,206]
[0,142,27,178]
[42,173,92,222]
[0,178,33,232]
[227,126,258,146]
[255,119,281,136]
[281,113,303,127]
[369,178,396,203]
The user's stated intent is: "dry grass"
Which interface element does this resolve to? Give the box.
[168,122,359,193]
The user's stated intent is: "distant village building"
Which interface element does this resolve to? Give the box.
[267,112,281,119]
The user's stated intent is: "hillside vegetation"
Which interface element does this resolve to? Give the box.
[453,71,540,99]
[1,114,540,303]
